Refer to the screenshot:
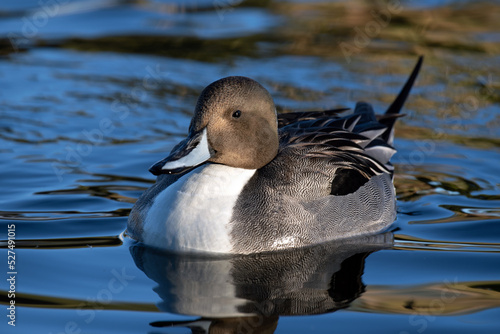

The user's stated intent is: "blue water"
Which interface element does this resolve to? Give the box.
[1,1,500,333]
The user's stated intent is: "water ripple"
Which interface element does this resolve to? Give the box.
[394,234,500,253]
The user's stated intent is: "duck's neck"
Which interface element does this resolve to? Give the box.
[143,164,256,253]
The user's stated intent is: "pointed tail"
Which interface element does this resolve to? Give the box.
[381,56,424,144]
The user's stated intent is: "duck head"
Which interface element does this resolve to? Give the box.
[149,76,279,175]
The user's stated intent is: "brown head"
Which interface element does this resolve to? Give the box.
[149,76,279,175]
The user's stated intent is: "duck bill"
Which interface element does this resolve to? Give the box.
[149,128,214,175]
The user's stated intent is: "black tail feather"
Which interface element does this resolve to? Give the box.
[381,56,424,143]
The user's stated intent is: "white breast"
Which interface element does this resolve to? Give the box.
[143,164,256,253]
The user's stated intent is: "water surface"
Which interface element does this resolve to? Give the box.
[1,0,499,333]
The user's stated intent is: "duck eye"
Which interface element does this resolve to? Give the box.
[232,110,241,118]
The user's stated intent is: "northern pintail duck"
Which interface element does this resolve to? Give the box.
[128,57,423,254]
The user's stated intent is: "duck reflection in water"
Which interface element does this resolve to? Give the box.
[130,233,393,333]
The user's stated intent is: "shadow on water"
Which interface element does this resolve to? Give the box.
[130,233,393,333]
[128,233,500,333]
